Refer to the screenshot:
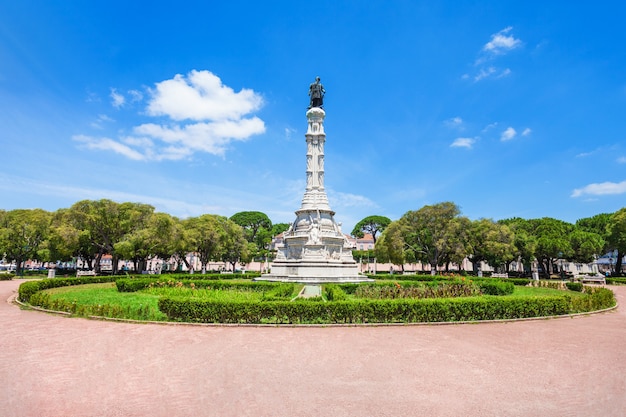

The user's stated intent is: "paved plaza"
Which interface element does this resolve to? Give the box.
[1,279,625,417]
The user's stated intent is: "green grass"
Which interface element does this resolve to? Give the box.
[42,283,166,321]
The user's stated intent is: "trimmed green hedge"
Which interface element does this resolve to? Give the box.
[115,278,277,293]
[476,280,515,295]
[158,295,575,324]
[566,282,583,292]
[126,272,261,281]
[18,276,121,303]
[606,277,626,285]
[0,273,15,281]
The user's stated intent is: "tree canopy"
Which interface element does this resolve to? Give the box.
[351,215,391,243]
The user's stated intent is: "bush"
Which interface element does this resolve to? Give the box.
[115,278,276,293]
[158,295,573,324]
[353,282,482,299]
[606,277,626,285]
[477,280,515,295]
[570,287,615,312]
[124,272,261,281]
[507,278,533,286]
[18,276,120,303]
[566,282,583,292]
[324,284,347,301]
[0,273,15,281]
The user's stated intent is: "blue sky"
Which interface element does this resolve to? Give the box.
[1,1,625,231]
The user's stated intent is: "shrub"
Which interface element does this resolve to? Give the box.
[353,282,482,299]
[507,278,533,286]
[0,273,15,281]
[606,277,626,285]
[565,282,583,292]
[324,284,347,301]
[115,278,276,293]
[261,283,296,301]
[18,276,120,303]
[477,280,515,295]
[158,295,573,324]
[570,287,615,312]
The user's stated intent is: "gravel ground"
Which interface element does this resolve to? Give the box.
[1,279,625,417]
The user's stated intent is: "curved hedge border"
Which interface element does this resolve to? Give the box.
[18,276,121,303]
[126,272,261,281]
[158,295,574,324]
[158,285,616,324]
[115,278,278,293]
[19,277,616,325]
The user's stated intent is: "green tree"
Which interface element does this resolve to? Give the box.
[499,218,538,273]
[607,208,626,275]
[351,215,391,243]
[114,212,180,272]
[184,214,225,274]
[529,217,574,276]
[374,221,405,266]
[229,211,272,245]
[576,213,612,253]
[271,223,290,237]
[568,228,605,264]
[219,217,249,271]
[65,200,154,273]
[0,209,51,275]
[399,202,463,274]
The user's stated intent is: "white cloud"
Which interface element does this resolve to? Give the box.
[110,88,125,108]
[522,128,532,136]
[77,70,266,161]
[498,68,512,78]
[482,122,498,132]
[483,27,522,54]
[284,127,296,140]
[450,137,475,149]
[73,135,145,160]
[501,127,517,141]
[474,67,497,81]
[147,70,263,121]
[469,27,522,82]
[128,89,143,102]
[328,190,377,209]
[133,117,265,157]
[445,117,463,128]
[90,114,115,129]
[571,180,626,197]
[617,156,626,164]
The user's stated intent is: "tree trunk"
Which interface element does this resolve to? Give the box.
[615,250,624,276]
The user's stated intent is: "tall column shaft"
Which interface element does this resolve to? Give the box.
[301,107,331,211]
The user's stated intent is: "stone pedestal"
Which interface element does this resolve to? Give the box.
[260,108,370,283]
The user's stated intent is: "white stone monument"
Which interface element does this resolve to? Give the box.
[260,87,371,283]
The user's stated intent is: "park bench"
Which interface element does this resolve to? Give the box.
[491,273,509,278]
[76,270,96,277]
[573,275,606,285]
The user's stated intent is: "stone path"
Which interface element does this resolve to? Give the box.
[1,279,625,416]
[299,284,322,298]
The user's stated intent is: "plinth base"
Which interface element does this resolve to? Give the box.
[257,260,373,284]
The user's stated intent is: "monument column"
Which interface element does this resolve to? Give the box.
[258,76,370,283]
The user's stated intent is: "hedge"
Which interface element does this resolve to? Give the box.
[158,295,577,324]
[606,277,626,285]
[115,278,278,293]
[0,273,15,281]
[18,276,121,303]
[125,272,261,281]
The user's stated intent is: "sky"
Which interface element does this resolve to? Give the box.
[1,1,625,232]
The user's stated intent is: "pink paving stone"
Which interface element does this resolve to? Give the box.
[1,279,625,417]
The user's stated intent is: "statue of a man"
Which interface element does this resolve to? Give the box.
[308,76,325,109]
